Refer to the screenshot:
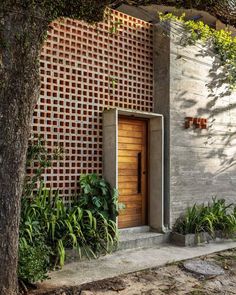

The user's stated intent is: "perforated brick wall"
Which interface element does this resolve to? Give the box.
[30,9,153,201]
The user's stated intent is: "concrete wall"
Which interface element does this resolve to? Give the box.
[154,21,236,226]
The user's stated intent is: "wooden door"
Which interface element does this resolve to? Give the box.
[118,117,148,228]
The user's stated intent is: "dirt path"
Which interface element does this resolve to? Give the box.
[31,249,236,295]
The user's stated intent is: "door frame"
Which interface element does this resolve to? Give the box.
[103,108,165,232]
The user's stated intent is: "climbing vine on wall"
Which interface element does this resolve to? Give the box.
[159,13,236,89]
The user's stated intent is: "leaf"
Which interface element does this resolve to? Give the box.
[57,240,65,267]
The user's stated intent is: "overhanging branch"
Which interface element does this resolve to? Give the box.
[109,0,236,27]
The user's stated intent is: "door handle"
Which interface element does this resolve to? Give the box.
[137,152,141,193]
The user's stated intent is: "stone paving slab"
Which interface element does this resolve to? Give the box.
[183,259,225,276]
[38,241,236,290]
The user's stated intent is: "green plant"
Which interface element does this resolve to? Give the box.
[23,135,64,198]
[201,198,235,234]
[78,174,119,221]
[19,141,118,284]
[109,76,118,89]
[109,20,122,34]
[19,182,118,282]
[159,13,236,88]
[173,198,236,236]
[173,203,205,235]
[18,237,51,284]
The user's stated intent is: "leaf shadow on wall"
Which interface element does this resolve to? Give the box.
[178,46,236,177]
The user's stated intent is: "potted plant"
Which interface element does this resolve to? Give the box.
[171,198,236,246]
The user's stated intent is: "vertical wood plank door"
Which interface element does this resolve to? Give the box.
[118,117,148,228]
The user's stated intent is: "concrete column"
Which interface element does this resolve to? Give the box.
[102,109,118,189]
[149,116,164,231]
[153,22,171,228]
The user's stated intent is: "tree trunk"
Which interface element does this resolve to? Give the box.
[0,10,48,295]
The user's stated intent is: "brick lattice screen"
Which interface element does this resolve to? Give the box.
[30,10,153,201]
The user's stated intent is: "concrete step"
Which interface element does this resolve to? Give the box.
[119,226,150,235]
[118,228,169,251]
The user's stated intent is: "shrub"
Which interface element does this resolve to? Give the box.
[21,184,118,262]
[173,198,236,236]
[19,138,118,284]
[78,174,119,220]
[173,204,205,235]
[201,198,236,234]
[18,237,51,284]
[19,182,118,283]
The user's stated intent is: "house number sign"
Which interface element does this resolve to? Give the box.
[185,117,207,129]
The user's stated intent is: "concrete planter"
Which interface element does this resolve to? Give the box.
[171,231,216,247]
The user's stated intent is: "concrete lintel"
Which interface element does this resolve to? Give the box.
[107,107,163,119]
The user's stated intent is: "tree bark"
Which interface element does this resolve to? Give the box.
[0,10,48,295]
[0,2,107,293]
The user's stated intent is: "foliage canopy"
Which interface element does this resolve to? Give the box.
[111,0,236,27]
[0,1,110,23]
[160,13,236,88]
